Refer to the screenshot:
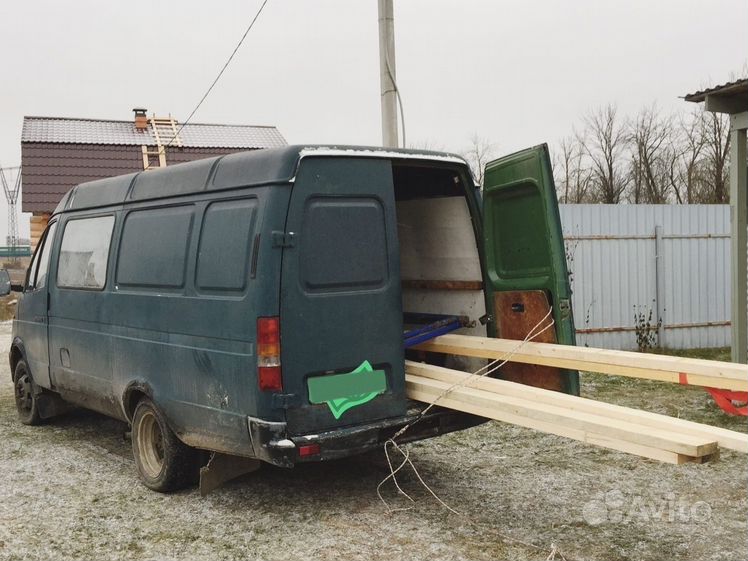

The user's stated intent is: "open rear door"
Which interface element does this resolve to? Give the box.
[482,144,579,395]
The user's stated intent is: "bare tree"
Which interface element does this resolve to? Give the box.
[462,133,498,186]
[581,104,630,203]
[409,139,447,152]
[628,105,673,203]
[554,134,593,203]
[669,109,707,204]
[701,111,731,203]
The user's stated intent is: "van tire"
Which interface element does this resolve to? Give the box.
[131,398,199,492]
[13,360,43,426]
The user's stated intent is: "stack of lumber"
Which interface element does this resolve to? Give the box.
[414,334,748,391]
[405,360,748,464]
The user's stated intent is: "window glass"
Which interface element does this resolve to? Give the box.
[300,197,388,292]
[34,222,57,289]
[117,206,193,288]
[26,239,42,291]
[196,199,257,292]
[57,216,115,290]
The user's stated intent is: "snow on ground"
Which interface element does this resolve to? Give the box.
[0,320,745,561]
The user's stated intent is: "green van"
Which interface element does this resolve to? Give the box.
[6,145,577,492]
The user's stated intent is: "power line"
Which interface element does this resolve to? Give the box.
[166,0,270,148]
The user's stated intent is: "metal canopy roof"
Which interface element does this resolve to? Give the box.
[684,79,748,102]
[684,79,748,115]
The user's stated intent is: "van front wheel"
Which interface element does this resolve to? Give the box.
[13,360,42,426]
[132,398,198,492]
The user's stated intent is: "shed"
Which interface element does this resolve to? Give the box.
[685,79,748,363]
[21,110,286,247]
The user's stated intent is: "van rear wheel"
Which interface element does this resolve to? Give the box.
[132,398,199,492]
[13,360,42,426]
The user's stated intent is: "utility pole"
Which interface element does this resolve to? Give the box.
[377,0,399,148]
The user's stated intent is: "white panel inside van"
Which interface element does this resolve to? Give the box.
[396,197,483,282]
[397,195,487,342]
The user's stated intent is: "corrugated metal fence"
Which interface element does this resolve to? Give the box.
[558,204,731,350]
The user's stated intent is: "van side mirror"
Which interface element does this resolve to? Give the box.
[0,269,11,296]
[0,269,22,295]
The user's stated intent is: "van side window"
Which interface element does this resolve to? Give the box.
[196,199,258,292]
[117,206,193,289]
[57,216,115,290]
[300,197,388,292]
[26,221,57,291]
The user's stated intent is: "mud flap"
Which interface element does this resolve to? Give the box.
[199,452,261,496]
[35,391,72,419]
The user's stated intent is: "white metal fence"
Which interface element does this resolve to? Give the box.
[559,204,731,350]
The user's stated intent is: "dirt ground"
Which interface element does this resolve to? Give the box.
[0,319,745,561]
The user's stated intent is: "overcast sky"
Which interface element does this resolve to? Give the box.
[1,0,746,240]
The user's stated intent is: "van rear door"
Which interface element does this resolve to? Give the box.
[279,156,406,434]
[482,145,579,395]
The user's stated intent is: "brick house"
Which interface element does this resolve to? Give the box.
[21,110,286,247]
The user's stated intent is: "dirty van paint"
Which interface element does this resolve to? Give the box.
[9,144,577,492]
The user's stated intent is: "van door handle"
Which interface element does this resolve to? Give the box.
[33,315,47,324]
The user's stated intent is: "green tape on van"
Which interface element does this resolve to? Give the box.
[307,360,386,419]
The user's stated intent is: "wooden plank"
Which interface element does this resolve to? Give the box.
[401,279,484,291]
[406,361,748,453]
[406,384,700,464]
[406,375,717,457]
[494,290,562,391]
[141,145,150,170]
[414,334,748,391]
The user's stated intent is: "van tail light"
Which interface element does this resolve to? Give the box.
[298,443,320,457]
[257,317,282,391]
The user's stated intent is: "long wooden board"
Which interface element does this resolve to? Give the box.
[407,382,708,464]
[414,334,748,391]
[407,374,717,458]
[406,360,748,453]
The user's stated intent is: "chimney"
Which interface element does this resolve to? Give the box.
[133,108,148,131]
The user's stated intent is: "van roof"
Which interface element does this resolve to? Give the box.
[53,145,469,215]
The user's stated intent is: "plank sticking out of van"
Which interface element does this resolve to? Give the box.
[8,145,578,492]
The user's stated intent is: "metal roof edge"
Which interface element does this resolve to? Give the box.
[22,115,283,129]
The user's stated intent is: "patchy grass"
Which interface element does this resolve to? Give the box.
[580,346,746,432]
[653,347,732,362]
[0,295,17,321]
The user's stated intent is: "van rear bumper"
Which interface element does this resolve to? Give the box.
[247,407,486,468]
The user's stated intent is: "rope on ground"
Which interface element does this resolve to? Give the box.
[377,307,569,559]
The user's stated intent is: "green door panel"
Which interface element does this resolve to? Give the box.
[482,144,579,395]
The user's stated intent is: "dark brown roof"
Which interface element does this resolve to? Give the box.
[22,143,243,214]
[684,78,748,102]
[22,116,286,148]
[21,115,287,214]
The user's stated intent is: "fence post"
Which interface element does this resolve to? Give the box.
[655,225,665,347]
